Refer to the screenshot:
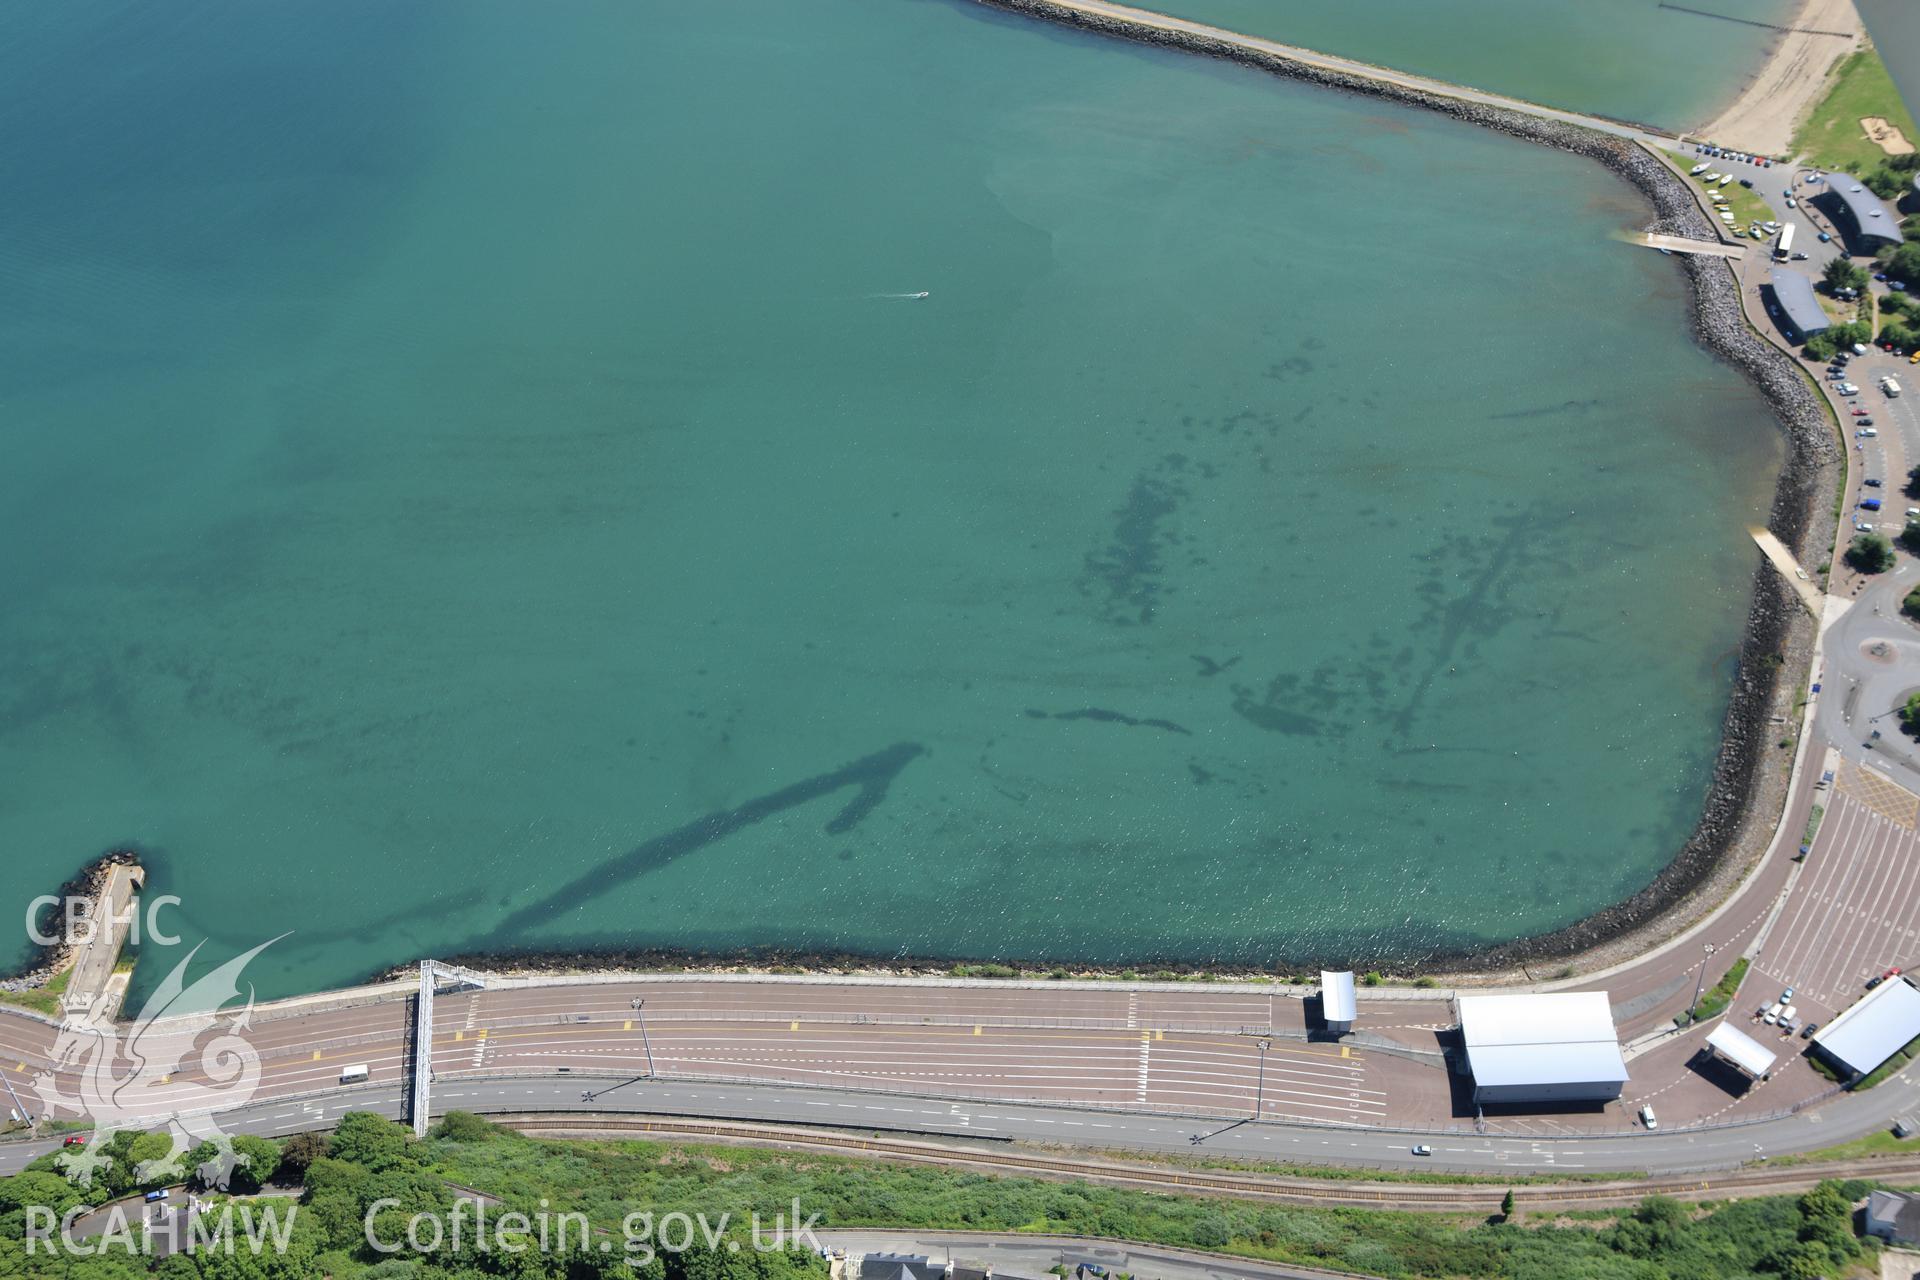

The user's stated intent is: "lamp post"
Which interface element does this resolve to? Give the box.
[634,998,657,1078]
[1253,1039,1271,1118]
[1688,943,1717,1023]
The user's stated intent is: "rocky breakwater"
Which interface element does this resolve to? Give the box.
[982,0,1842,975]
[0,849,143,998]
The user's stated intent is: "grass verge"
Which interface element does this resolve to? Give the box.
[0,966,69,1017]
[1677,956,1749,1027]
[1791,47,1920,174]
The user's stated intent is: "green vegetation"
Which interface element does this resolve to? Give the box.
[1886,243,1920,284]
[1823,258,1869,294]
[0,967,69,1018]
[1662,149,1775,230]
[1792,46,1920,174]
[1772,1126,1915,1166]
[1679,956,1749,1027]
[1902,693,1920,741]
[1802,804,1826,849]
[1856,1031,1920,1088]
[1804,319,1872,361]
[0,1116,1891,1280]
[1846,531,1895,573]
[1905,584,1920,618]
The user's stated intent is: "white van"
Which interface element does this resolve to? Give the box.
[1640,1104,1659,1130]
[1884,377,1903,397]
[339,1064,370,1085]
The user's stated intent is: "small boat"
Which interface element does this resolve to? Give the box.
[1690,163,1709,175]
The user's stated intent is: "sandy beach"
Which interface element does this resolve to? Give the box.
[1696,0,1865,153]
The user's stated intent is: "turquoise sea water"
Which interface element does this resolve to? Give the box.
[1153,0,1797,131]
[0,0,1781,1000]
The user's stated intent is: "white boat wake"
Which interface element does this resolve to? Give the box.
[866,291,930,300]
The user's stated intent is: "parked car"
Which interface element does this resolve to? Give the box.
[1779,1005,1798,1025]
[1786,196,1798,208]
[1792,251,1809,260]
[1783,987,1796,1001]
[61,1135,86,1148]
[1866,478,1884,487]
[144,1190,168,1204]
[1895,281,1910,292]
[1640,1104,1659,1130]
[1842,387,1860,396]
[1764,1001,1785,1023]
[1411,1144,1432,1156]
[1802,1022,1820,1038]
[1910,350,1920,364]
[1869,974,1885,990]
[1857,521,1876,532]
[1819,232,1832,242]
[1885,967,1904,980]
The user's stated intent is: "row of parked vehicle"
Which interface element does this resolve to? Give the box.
[1694,142,1778,168]
[1757,985,1814,1037]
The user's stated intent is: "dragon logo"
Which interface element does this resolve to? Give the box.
[37,938,281,1190]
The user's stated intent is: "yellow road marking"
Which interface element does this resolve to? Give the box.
[453,1031,463,1043]
[623,1020,632,1032]
[1154,1029,1164,1041]
[790,1021,799,1031]
[13,1062,22,1074]
[477,1028,488,1040]
[973,1026,981,1036]
[311,1050,321,1061]
[1340,1045,1350,1059]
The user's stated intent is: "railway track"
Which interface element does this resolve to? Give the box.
[490,1114,1920,1211]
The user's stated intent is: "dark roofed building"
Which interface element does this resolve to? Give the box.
[1867,1190,1920,1245]
[860,1255,946,1280]
[1768,268,1831,339]
[1821,174,1904,249]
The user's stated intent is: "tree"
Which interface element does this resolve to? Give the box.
[228,1134,282,1192]
[1824,256,1869,293]
[1900,526,1920,560]
[429,1110,496,1143]
[1500,1189,1515,1219]
[1903,691,1920,739]
[1846,532,1895,573]
[278,1130,329,1179]
[1886,241,1920,289]
[325,1111,415,1173]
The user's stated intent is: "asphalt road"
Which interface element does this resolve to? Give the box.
[8,1064,1918,1180]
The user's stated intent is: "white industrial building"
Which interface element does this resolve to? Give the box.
[1704,1022,1777,1080]
[1457,992,1629,1105]
[1320,970,1356,1035]
[1812,977,1920,1078]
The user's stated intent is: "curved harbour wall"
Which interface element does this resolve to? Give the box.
[973,0,1841,977]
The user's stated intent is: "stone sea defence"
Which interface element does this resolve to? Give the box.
[0,848,141,998]
[976,0,1842,976]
